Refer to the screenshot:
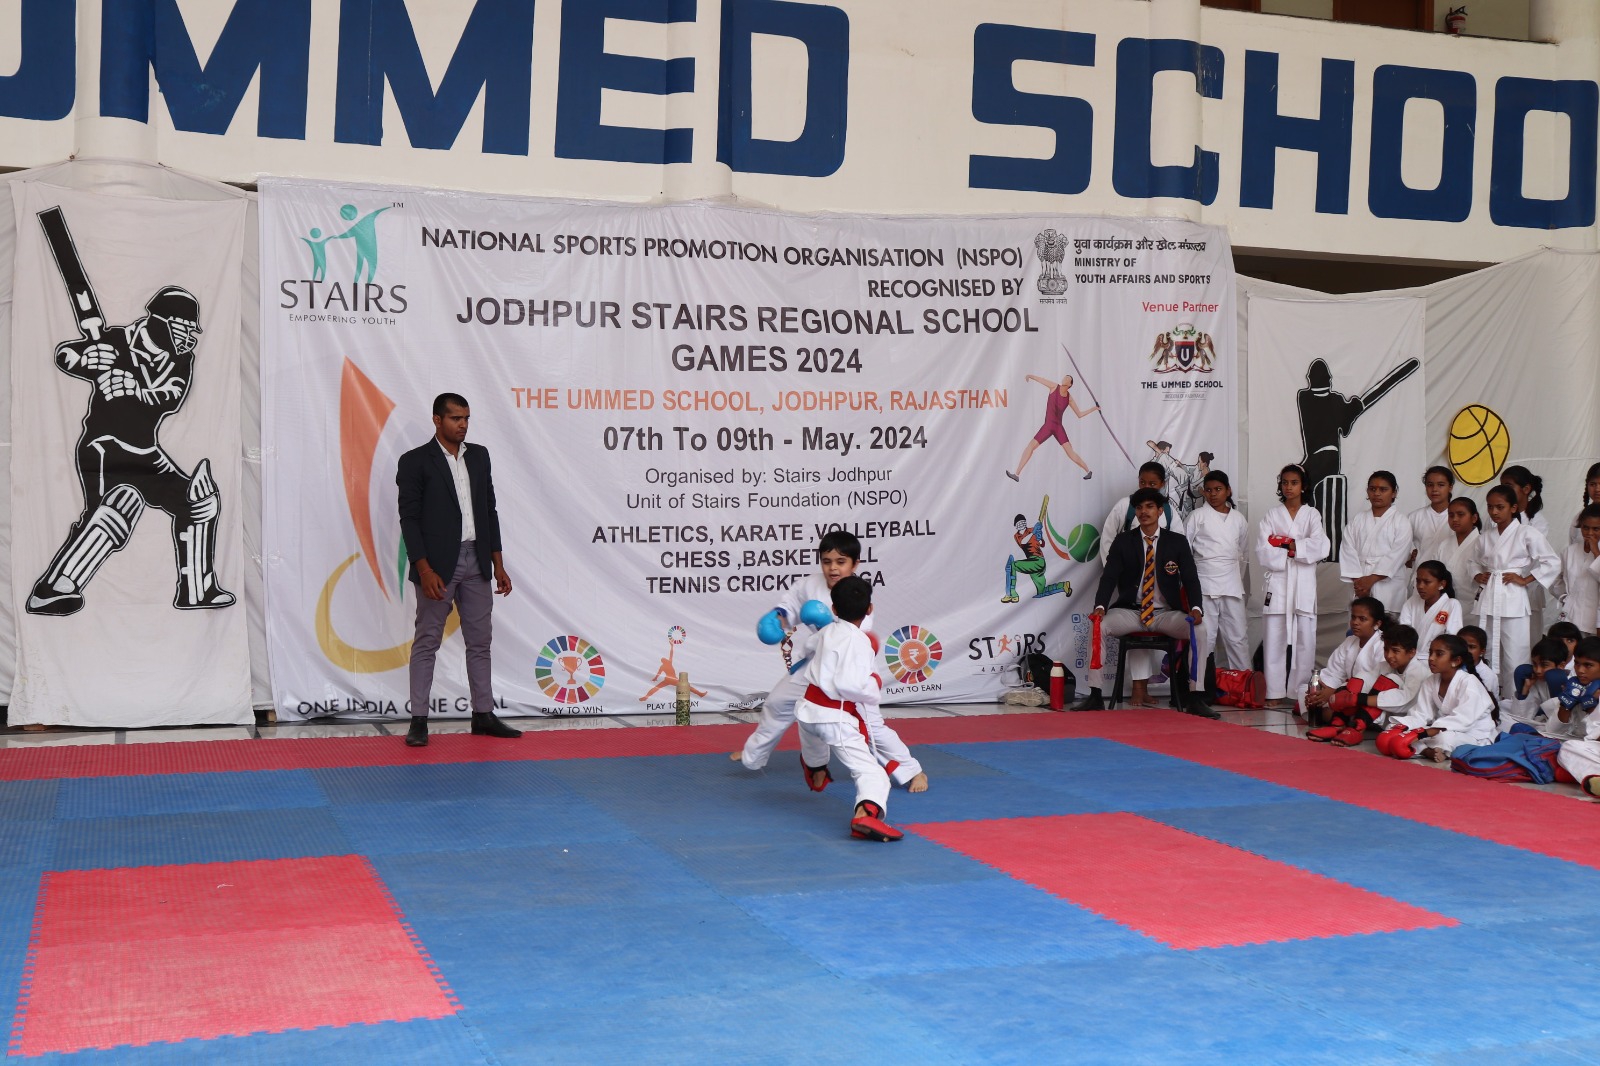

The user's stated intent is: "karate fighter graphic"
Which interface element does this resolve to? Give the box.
[1296,356,1419,564]
[24,207,235,617]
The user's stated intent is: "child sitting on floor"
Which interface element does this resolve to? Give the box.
[1523,636,1600,742]
[1460,626,1498,697]
[1302,597,1386,737]
[1377,634,1497,762]
[1548,621,1582,670]
[1555,638,1600,796]
[1499,637,1570,736]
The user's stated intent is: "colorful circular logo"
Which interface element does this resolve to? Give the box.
[885,625,942,685]
[535,634,606,704]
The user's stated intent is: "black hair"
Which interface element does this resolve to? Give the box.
[1138,461,1166,482]
[1574,635,1600,664]
[1580,503,1600,526]
[1368,470,1398,493]
[1486,484,1519,514]
[1382,624,1419,652]
[1532,636,1570,666]
[1130,487,1168,510]
[433,392,469,416]
[1351,596,1386,628]
[1432,633,1470,672]
[1500,465,1544,517]
[830,574,872,622]
[1585,462,1600,507]
[1415,559,1456,601]
[1547,621,1582,645]
[1459,624,1489,652]
[817,528,861,562]
[1202,469,1234,509]
[1423,465,1456,488]
[1449,496,1482,531]
[1277,463,1308,503]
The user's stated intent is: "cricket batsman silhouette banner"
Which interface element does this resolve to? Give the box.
[258,178,1237,720]
[8,183,252,727]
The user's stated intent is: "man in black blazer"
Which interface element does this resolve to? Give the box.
[1073,488,1219,718]
[396,392,521,746]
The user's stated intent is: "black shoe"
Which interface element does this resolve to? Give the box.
[471,712,523,738]
[1184,696,1221,720]
[405,717,429,747]
[1071,690,1105,712]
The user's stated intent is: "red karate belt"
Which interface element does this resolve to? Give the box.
[1090,613,1103,671]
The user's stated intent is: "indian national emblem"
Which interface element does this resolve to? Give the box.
[1149,322,1217,374]
[1034,229,1069,297]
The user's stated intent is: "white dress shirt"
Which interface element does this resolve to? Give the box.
[438,440,476,543]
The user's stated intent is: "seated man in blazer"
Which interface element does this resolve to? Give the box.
[396,392,522,747]
[1073,487,1219,718]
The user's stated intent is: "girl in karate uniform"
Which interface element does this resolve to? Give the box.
[1553,504,1600,633]
[1398,560,1463,653]
[1184,470,1250,674]
[1302,597,1387,739]
[1502,465,1553,639]
[1422,498,1482,615]
[1459,625,1498,697]
[1257,464,1330,706]
[1406,466,1455,569]
[1562,463,1600,545]
[1340,470,1413,614]
[1377,634,1497,762]
[1473,486,1561,697]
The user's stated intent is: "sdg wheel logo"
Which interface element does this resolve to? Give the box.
[535,634,606,704]
[885,625,942,685]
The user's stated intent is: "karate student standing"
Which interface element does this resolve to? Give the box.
[1257,464,1331,706]
[1398,560,1464,653]
[1554,504,1600,634]
[1340,470,1412,614]
[1474,485,1561,697]
[1184,470,1250,674]
[1406,466,1455,568]
[1422,498,1483,615]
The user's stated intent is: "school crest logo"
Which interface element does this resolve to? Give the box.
[1149,323,1216,374]
[1034,229,1069,297]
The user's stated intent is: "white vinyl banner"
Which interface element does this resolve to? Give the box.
[8,183,251,726]
[259,178,1236,719]
[1245,296,1427,606]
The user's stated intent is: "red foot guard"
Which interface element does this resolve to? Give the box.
[802,754,833,792]
[850,801,903,842]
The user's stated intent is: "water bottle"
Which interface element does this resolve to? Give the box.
[675,672,692,725]
[1049,663,1065,710]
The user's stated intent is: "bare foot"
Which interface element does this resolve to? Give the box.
[729,750,743,762]
[1424,747,1450,763]
[908,772,929,793]
[810,765,831,789]
[1131,681,1150,708]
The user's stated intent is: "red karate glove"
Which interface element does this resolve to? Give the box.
[867,631,881,655]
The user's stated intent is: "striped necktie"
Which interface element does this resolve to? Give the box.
[1139,534,1157,627]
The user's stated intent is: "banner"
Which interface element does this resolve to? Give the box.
[260,179,1235,719]
[8,183,251,726]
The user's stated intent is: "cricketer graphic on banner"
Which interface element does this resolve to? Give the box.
[24,207,235,618]
[1004,496,1073,603]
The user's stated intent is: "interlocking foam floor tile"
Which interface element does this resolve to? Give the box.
[310,760,578,805]
[10,857,456,1056]
[1426,1038,1600,1065]
[329,794,636,856]
[54,770,328,820]
[0,780,59,822]
[736,877,1162,979]
[1477,915,1600,972]
[911,813,1456,948]
[1199,925,1600,1055]
[877,954,1422,1066]
[414,900,830,1012]
[48,808,351,870]
[661,831,995,896]
[372,841,717,915]
[0,819,56,870]
[464,977,958,1066]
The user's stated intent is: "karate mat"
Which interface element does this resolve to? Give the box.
[3,710,1600,1064]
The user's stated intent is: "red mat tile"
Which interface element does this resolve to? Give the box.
[10,856,456,1056]
[909,813,1457,950]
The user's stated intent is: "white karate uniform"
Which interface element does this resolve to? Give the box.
[1553,543,1600,633]
[1398,594,1463,653]
[1525,511,1554,635]
[1300,634,1385,716]
[1557,696,1600,787]
[1371,656,1431,728]
[1257,504,1331,700]
[740,577,921,785]
[1498,674,1559,735]
[1473,521,1561,697]
[1419,527,1481,615]
[1340,507,1414,615]
[1407,505,1450,562]
[796,621,891,814]
[1184,504,1249,671]
[1100,495,1172,682]
[1474,660,1500,699]
[1391,670,1497,755]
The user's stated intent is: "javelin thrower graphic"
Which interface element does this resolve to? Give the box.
[24,207,234,617]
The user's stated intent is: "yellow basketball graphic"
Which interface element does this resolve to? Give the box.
[1448,404,1511,486]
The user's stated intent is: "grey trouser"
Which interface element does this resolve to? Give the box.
[1093,606,1204,689]
[409,541,494,716]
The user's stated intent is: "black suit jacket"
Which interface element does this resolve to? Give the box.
[1095,527,1203,615]
[397,439,503,585]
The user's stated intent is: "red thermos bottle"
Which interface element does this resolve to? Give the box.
[1049,663,1065,710]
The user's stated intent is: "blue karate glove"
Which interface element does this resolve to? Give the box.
[1559,676,1600,715]
[1544,668,1571,699]
[799,599,834,629]
[756,608,787,646]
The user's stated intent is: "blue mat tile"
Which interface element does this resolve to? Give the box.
[55,770,328,820]
[1200,926,1600,1055]
[953,737,1194,777]
[0,779,59,822]
[332,794,635,856]
[312,760,577,806]
[1148,800,1600,925]
[49,808,352,870]
[663,831,995,896]
[8,1017,492,1066]
[737,878,1163,978]
[880,953,1420,1066]
[1476,915,1600,973]
[0,867,44,1037]
[1428,1039,1598,1065]
[372,841,717,915]
[904,744,1015,779]
[416,900,830,1012]
[466,977,959,1065]
[0,818,56,869]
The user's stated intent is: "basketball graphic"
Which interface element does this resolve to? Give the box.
[1448,405,1511,486]
[885,625,943,685]
[1066,523,1101,562]
[534,634,606,704]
